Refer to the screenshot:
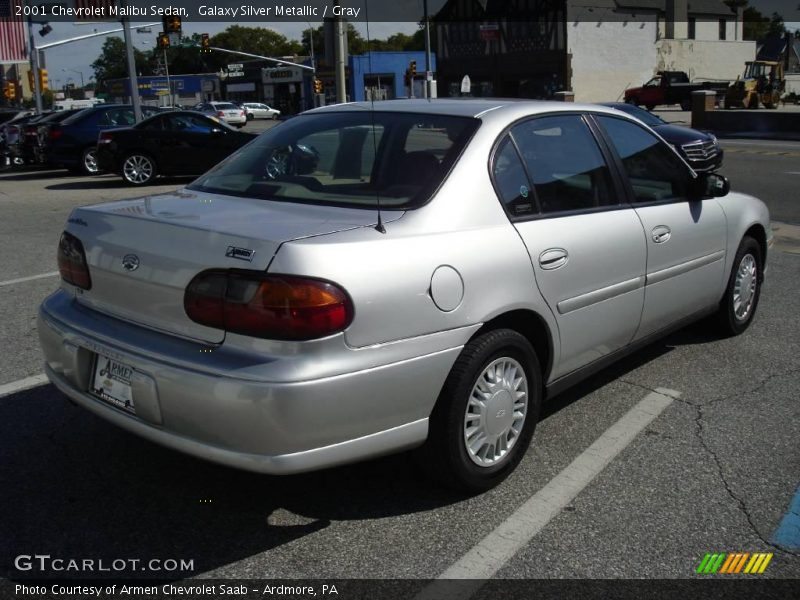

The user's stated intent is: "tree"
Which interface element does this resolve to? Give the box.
[91,37,152,86]
[211,25,303,58]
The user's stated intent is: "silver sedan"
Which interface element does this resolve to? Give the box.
[39,100,770,491]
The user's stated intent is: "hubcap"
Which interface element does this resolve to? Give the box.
[84,149,97,173]
[123,155,153,184]
[732,254,757,321]
[464,357,528,468]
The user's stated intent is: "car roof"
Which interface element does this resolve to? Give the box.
[305,98,629,121]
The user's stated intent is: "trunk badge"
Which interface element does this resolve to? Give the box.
[122,254,140,272]
[226,246,255,262]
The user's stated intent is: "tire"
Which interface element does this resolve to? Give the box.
[121,152,157,186]
[81,147,99,175]
[645,104,655,111]
[246,113,254,121]
[680,100,691,111]
[713,236,762,336]
[417,328,542,493]
[272,114,278,120]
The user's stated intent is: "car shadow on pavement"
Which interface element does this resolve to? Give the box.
[0,386,462,581]
[0,169,73,181]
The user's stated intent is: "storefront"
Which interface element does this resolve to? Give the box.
[106,74,221,107]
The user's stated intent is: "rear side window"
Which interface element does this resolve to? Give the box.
[492,136,536,217]
[99,109,135,127]
[189,112,479,209]
[596,115,689,203]
[510,115,616,214]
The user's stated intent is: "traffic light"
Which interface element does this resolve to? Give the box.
[27,70,34,91]
[200,33,211,53]
[163,15,182,36]
[38,69,48,91]
[313,78,323,94]
[4,81,16,100]
[157,32,170,50]
[409,60,417,77]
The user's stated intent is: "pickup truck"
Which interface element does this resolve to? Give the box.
[624,71,729,110]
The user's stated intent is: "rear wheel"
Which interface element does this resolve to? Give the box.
[417,329,541,492]
[680,100,691,111]
[246,113,254,121]
[121,152,157,186]
[714,236,762,336]
[81,147,99,175]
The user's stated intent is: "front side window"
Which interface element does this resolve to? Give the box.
[596,115,690,203]
[189,112,479,209]
[510,115,616,214]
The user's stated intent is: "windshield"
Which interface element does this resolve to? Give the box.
[609,104,665,127]
[188,111,479,209]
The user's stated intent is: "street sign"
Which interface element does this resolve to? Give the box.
[460,75,471,94]
[227,63,244,71]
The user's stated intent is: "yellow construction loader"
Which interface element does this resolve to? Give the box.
[725,61,784,109]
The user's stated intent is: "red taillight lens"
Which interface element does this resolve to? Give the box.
[49,128,63,141]
[184,271,353,341]
[97,131,113,145]
[217,111,225,117]
[57,231,92,290]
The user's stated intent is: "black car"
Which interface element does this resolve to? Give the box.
[21,109,84,165]
[95,110,256,185]
[599,102,723,172]
[48,104,164,175]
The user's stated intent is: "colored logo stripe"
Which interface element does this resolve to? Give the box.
[697,552,773,574]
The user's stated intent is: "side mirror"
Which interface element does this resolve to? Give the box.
[689,172,729,199]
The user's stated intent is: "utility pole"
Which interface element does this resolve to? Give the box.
[120,0,142,122]
[27,15,43,114]
[423,0,433,99]
[163,48,172,106]
[333,3,346,103]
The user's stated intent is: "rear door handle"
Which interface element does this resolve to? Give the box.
[539,248,569,270]
[652,225,671,244]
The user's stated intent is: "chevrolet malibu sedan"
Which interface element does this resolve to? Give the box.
[39,100,771,491]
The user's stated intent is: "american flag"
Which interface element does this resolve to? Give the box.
[0,0,27,64]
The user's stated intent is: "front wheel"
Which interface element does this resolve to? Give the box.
[714,236,762,336]
[417,329,542,492]
[81,147,99,175]
[121,152,157,186]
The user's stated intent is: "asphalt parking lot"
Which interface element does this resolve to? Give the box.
[0,136,798,587]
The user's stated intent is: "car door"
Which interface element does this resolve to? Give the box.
[640,76,662,107]
[593,115,727,340]
[492,114,647,379]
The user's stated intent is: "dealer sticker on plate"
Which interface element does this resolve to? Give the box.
[91,355,135,413]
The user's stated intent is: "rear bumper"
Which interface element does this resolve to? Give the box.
[38,290,464,474]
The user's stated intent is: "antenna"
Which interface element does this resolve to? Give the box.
[365,1,386,234]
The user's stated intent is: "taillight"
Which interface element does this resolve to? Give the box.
[184,271,353,341]
[49,128,63,141]
[98,131,113,145]
[57,231,92,290]
[217,111,225,117]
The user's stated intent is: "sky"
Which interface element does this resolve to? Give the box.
[39,21,419,90]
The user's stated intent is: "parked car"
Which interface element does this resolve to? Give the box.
[599,102,723,172]
[194,102,247,127]
[242,102,281,120]
[39,100,770,491]
[96,111,256,185]
[624,71,729,110]
[47,104,163,175]
[20,109,84,165]
[1,112,42,167]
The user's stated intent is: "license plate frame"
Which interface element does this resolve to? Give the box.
[90,354,135,414]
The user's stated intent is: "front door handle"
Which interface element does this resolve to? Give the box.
[652,225,671,244]
[539,248,569,270]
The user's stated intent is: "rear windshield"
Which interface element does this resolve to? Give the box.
[188,111,479,209]
[60,107,95,125]
[214,103,238,110]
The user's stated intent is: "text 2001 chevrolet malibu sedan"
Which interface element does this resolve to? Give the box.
[39,100,771,491]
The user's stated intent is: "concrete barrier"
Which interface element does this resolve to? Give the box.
[691,91,800,140]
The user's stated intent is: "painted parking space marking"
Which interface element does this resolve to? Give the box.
[0,271,58,287]
[0,373,49,399]
[416,388,679,600]
[771,485,800,550]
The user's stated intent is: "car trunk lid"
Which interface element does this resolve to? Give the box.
[66,188,399,343]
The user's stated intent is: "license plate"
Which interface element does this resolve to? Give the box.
[90,355,135,413]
